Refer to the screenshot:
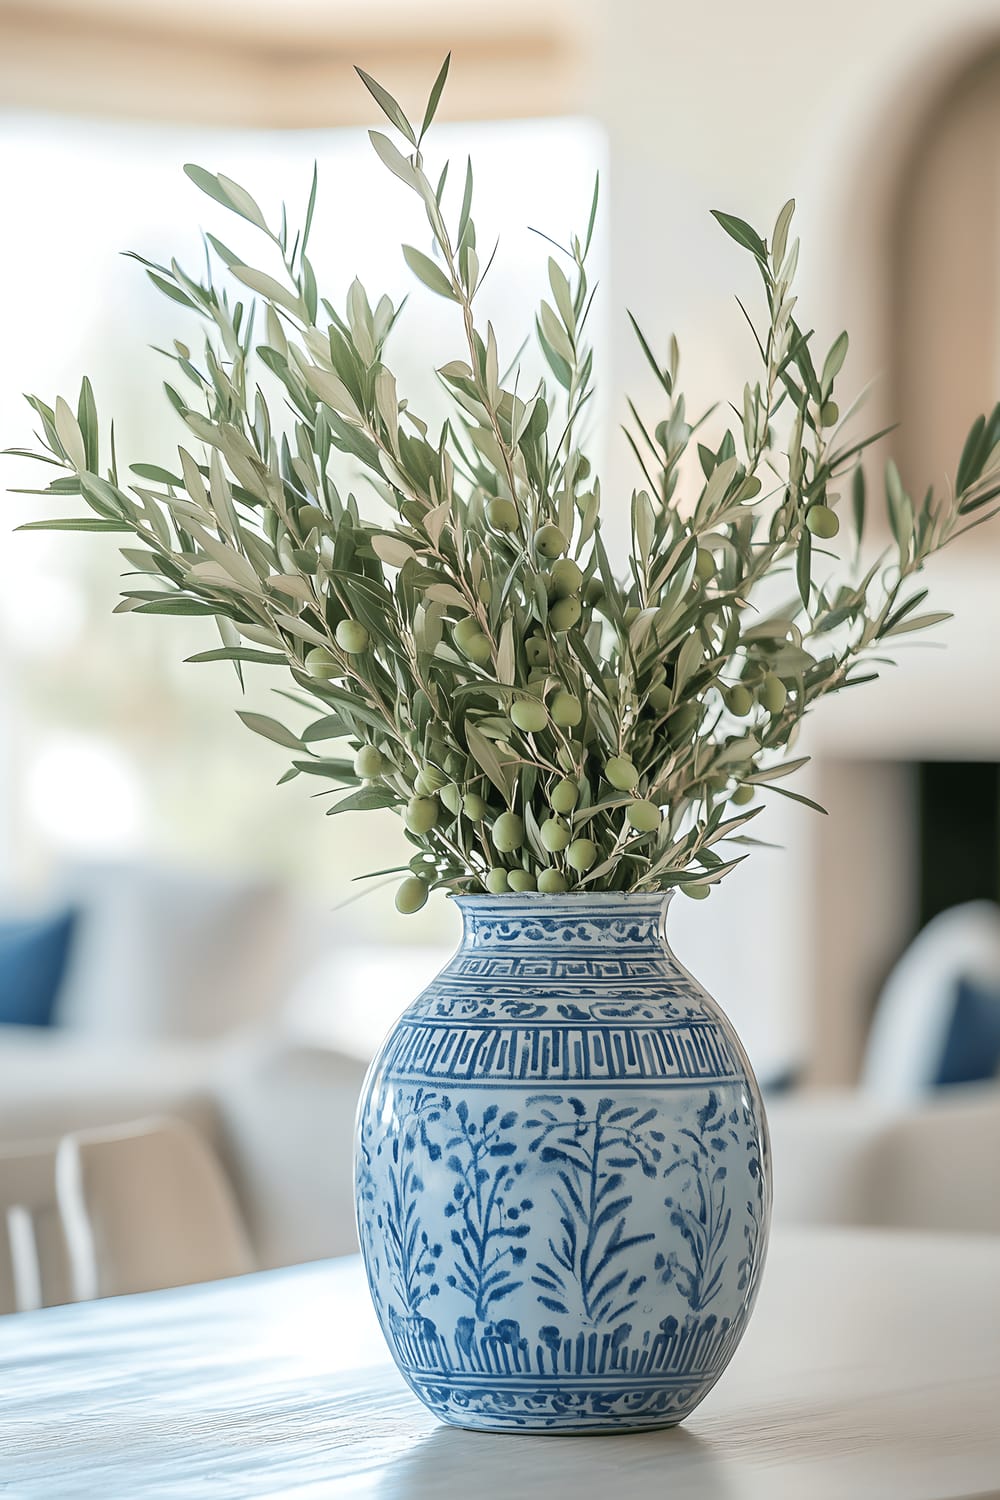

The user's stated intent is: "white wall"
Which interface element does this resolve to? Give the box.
[589,0,1000,439]
[583,0,1000,1082]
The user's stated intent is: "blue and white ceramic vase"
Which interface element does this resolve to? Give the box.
[355,892,770,1433]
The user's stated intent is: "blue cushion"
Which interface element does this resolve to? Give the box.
[0,910,77,1027]
[933,976,1000,1087]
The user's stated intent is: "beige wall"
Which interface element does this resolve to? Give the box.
[589,1,1000,477]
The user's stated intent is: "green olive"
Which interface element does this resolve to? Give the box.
[525,636,548,666]
[395,876,428,914]
[452,623,492,666]
[537,868,569,893]
[694,548,716,583]
[354,745,384,779]
[534,523,567,559]
[760,675,788,714]
[627,798,661,833]
[510,698,548,734]
[682,882,711,901]
[566,838,597,873]
[549,595,582,633]
[605,755,639,792]
[551,691,583,728]
[485,867,510,894]
[453,617,492,665]
[648,683,673,714]
[726,684,754,718]
[493,812,525,853]
[453,616,482,652]
[439,782,463,816]
[549,558,583,598]
[335,619,369,655]
[805,504,839,539]
[463,792,488,822]
[540,817,571,853]
[731,783,755,806]
[487,497,519,532]
[508,869,537,892]
[405,796,439,835]
[414,765,446,796]
[583,578,606,608]
[305,646,339,680]
[820,400,840,427]
[550,778,580,815]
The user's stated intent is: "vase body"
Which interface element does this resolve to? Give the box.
[354,893,770,1433]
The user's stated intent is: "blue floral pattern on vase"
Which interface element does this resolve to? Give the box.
[355,893,770,1433]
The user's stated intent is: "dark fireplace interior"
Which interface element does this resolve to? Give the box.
[917,760,1000,932]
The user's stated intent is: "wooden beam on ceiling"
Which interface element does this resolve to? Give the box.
[0,0,586,127]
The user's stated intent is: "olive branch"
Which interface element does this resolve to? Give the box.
[8,55,1000,912]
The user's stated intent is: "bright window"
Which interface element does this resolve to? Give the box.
[0,111,607,947]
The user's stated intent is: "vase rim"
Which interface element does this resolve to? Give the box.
[450,890,673,907]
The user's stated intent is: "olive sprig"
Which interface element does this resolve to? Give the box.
[10,57,1000,913]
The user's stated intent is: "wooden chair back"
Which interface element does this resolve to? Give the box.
[56,1116,253,1302]
[0,1140,75,1314]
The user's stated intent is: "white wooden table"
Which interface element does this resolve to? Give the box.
[2,1228,998,1499]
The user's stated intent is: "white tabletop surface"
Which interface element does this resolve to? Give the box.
[2,1227,999,1499]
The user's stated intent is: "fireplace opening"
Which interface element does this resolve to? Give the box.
[917,760,1000,931]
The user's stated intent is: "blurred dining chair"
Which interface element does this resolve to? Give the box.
[0,1139,75,1314]
[56,1116,254,1302]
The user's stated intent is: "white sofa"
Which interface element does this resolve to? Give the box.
[0,1022,370,1268]
[767,1083,1000,1235]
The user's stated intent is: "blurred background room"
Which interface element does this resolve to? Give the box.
[2,0,1000,1305]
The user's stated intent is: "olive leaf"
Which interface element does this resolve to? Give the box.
[401,245,457,300]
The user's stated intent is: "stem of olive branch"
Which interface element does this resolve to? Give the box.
[328,875,399,912]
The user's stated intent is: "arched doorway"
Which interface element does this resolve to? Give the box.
[891,46,1000,525]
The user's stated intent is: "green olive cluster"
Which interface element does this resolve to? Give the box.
[452,520,587,677]
[272,500,787,917]
[374,547,763,910]
[302,617,371,680]
[384,739,676,909]
[722,674,789,717]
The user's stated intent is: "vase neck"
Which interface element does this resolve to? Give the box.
[452,893,672,955]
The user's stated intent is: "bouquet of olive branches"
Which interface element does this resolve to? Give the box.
[9,59,1000,912]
